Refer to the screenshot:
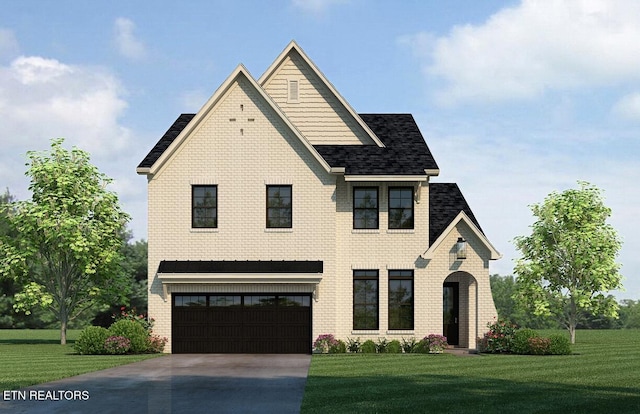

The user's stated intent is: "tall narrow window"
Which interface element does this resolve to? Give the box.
[388,187,414,229]
[353,187,379,229]
[353,270,379,330]
[388,270,414,330]
[192,185,217,228]
[266,185,292,228]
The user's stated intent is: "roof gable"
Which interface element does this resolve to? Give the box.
[136,65,331,175]
[259,40,384,147]
[425,183,500,260]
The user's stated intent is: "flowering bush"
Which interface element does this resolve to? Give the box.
[426,334,448,352]
[104,335,131,354]
[313,334,339,353]
[478,318,517,353]
[113,306,154,332]
[528,337,551,355]
[147,334,168,353]
[512,328,539,354]
[108,319,149,353]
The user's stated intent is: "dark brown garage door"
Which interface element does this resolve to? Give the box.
[172,294,311,353]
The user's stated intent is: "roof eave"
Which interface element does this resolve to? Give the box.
[344,174,429,182]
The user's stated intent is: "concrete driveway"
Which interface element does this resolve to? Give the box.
[1,354,311,414]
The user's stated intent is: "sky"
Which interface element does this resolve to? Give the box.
[1,0,638,299]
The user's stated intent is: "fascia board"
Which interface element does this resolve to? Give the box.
[258,40,386,148]
[157,273,323,284]
[149,64,332,175]
[345,175,428,182]
[422,211,502,260]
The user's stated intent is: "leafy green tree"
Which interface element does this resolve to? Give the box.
[490,274,557,329]
[0,139,130,344]
[513,181,622,343]
[619,299,640,329]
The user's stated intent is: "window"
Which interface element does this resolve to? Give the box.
[353,187,379,229]
[209,296,241,307]
[174,295,206,307]
[388,187,414,229]
[353,270,379,330]
[388,270,414,330]
[192,185,217,228]
[266,185,292,228]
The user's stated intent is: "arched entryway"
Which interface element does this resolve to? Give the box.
[443,272,477,348]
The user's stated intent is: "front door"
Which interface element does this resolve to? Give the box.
[443,282,459,346]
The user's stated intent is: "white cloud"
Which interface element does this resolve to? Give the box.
[0,55,134,206]
[292,0,349,14]
[404,0,640,106]
[113,17,147,61]
[612,92,640,121]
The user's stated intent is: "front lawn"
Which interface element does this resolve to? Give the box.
[0,329,162,390]
[301,330,640,413]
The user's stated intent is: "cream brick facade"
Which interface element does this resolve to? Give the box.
[139,41,499,353]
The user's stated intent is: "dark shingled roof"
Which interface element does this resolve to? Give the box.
[138,114,196,169]
[314,114,438,175]
[158,260,323,274]
[429,183,483,245]
[138,113,439,175]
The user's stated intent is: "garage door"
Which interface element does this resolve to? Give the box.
[172,294,311,353]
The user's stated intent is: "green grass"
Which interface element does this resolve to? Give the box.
[0,329,163,390]
[301,330,640,413]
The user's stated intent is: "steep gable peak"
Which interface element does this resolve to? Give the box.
[137,63,331,175]
[259,40,385,147]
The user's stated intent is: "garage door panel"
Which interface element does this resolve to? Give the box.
[173,293,311,354]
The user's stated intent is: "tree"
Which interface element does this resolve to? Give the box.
[490,274,557,329]
[0,139,131,344]
[513,181,622,344]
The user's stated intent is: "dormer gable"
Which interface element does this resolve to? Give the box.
[259,41,384,147]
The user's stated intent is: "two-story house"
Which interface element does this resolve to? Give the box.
[137,41,501,353]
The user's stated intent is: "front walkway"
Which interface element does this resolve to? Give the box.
[1,354,311,414]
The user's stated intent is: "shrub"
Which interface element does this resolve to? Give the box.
[414,338,430,354]
[361,339,377,353]
[528,337,551,355]
[346,337,361,353]
[104,335,131,355]
[479,318,517,353]
[313,334,339,353]
[147,334,168,353]
[375,338,389,353]
[426,334,448,352]
[512,328,539,354]
[387,340,402,354]
[329,339,347,354]
[401,337,418,353]
[113,306,154,332]
[108,319,149,353]
[75,326,110,355]
[549,334,572,355]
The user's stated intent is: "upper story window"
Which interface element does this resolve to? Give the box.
[192,185,217,228]
[388,187,414,229]
[353,187,379,229]
[266,185,292,228]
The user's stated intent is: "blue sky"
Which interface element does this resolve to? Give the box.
[1,0,639,299]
